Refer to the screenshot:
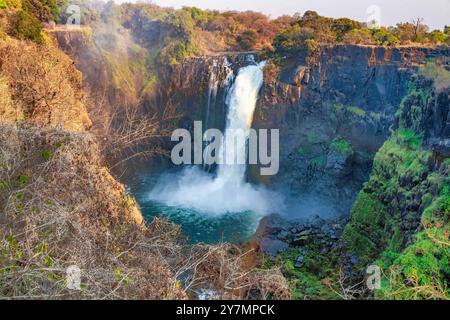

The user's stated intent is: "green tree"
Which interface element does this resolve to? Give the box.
[273,25,316,57]
[429,30,447,44]
[9,10,43,43]
[342,29,374,45]
[332,17,361,42]
[372,28,399,46]
[298,11,334,43]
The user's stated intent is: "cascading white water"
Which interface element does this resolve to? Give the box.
[216,61,266,185]
[149,59,280,216]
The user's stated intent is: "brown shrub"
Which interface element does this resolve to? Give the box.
[0,36,91,131]
[0,124,185,299]
[0,73,22,122]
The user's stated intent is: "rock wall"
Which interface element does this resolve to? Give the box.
[252,45,450,216]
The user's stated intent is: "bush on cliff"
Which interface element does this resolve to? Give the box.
[8,10,43,43]
[343,128,432,265]
[342,29,375,45]
[273,25,317,57]
[371,28,400,46]
[0,35,91,130]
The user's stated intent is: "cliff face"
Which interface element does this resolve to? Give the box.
[252,45,450,215]
[252,55,449,300]
[51,28,146,113]
[342,68,449,299]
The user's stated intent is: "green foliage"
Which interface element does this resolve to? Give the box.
[397,129,422,150]
[307,131,319,144]
[330,138,353,154]
[0,0,21,10]
[393,22,428,44]
[428,30,447,44]
[297,145,312,157]
[347,106,366,118]
[273,25,317,57]
[0,180,8,190]
[4,0,63,44]
[396,80,432,131]
[18,174,30,186]
[377,229,449,299]
[270,248,340,300]
[41,149,52,161]
[41,0,62,21]
[21,0,62,22]
[371,28,400,46]
[345,193,386,238]
[344,128,431,269]
[330,104,367,126]
[9,10,43,43]
[311,155,327,166]
[183,6,214,28]
[342,28,374,45]
[332,17,361,42]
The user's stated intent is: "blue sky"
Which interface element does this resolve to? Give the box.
[143,0,450,30]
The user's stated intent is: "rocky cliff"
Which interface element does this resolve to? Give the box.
[253,52,450,300]
[252,45,450,215]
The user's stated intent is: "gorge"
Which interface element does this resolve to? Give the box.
[1,1,449,300]
[51,28,450,298]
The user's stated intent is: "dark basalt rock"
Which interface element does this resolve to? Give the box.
[254,213,348,257]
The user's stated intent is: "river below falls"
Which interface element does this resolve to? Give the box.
[126,168,261,244]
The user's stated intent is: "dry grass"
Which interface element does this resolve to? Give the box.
[0,124,290,300]
[0,73,22,122]
[0,36,91,131]
[0,124,182,299]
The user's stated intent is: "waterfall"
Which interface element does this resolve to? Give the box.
[149,58,279,216]
[216,61,266,185]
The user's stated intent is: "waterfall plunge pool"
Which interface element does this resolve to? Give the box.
[127,168,262,244]
[128,61,279,244]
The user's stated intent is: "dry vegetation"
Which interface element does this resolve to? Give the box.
[0,123,290,300]
[0,36,91,131]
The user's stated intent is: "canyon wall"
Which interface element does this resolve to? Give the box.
[252,45,450,215]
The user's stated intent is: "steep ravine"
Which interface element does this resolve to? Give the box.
[51,31,449,299]
[253,45,450,216]
[53,29,447,220]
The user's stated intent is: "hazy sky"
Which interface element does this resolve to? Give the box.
[144,0,450,30]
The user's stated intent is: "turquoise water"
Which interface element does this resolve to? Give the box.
[127,170,260,244]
